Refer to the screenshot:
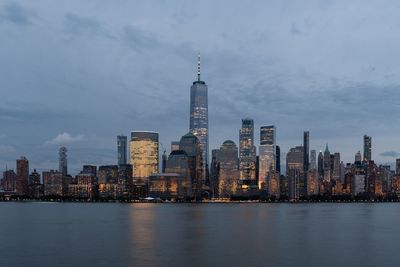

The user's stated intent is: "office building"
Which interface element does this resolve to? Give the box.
[189,54,209,171]
[16,156,29,196]
[59,147,68,176]
[259,125,276,190]
[117,135,127,165]
[363,135,372,161]
[239,118,256,181]
[130,131,159,179]
[218,140,239,198]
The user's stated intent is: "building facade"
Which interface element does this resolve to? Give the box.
[130,131,159,180]
[239,118,256,181]
[117,135,127,165]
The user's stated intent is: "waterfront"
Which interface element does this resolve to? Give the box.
[0,203,398,267]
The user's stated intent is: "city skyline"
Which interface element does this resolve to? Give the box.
[1,1,400,174]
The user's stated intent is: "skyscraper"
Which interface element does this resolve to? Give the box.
[16,156,29,196]
[276,145,281,174]
[59,147,68,176]
[317,151,324,180]
[259,125,276,190]
[355,151,362,163]
[303,131,309,172]
[179,132,204,198]
[363,135,372,161]
[310,149,316,170]
[396,158,400,175]
[171,141,180,152]
[189,54,209,172]
[286,146,304,200]
[130,131,159,180]
[117,135,127,165]
[323,144,331,182]
[239,118,256,181]
[218,140,239,197]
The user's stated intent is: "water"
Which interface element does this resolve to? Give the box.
[0,202,398,267]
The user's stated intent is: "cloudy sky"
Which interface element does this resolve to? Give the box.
[1,0,400,175]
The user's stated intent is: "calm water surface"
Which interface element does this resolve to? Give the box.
[0,202,399,267]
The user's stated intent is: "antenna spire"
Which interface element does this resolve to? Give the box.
[197,53,201,81]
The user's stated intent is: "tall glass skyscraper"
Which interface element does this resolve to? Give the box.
[259,125,276,190]
[130,131,159,180]
[59,146,68,176]
[363,135,372,161]
[189,54,209,172]
[239,118,256,181]
[117,135,127,165]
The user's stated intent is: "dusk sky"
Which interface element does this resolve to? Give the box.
[1,0,400,174]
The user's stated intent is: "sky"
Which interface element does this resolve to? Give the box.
[1,0,400,175]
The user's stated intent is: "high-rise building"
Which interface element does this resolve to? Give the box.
[218,140,239,198]
[303,131,309,172]
[239,118,256,181]
[179,132,204,198]
[286,146,304,200]
[310,149,317,170]
[43,170,63,196]
[396,158,400,175]
[332,152,341,181]
[189,54,209,172]
[98,165,119,198]
[82,165,97,176]
[210,149,220,197]
[259,125,276,190]
[363,135,372,161]
[16,156,29,196]
[276,145,281,174]
[59,147,68,176]
[2,169,16,192]
[318,151,324,180]
[355,151,362,163]
[117,135,127,165]
[323,144,331,182]
[171,141,180,152]
[130,131,159,180]
[28,169,42,198]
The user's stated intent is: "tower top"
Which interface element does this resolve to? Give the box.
[197,53,201,81]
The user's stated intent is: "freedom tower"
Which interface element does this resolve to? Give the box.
[189,54,209,172]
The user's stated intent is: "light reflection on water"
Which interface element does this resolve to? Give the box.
[0,203,399,267]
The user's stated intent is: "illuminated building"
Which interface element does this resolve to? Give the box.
[28,169,42,198]
[323,144,331,182]
[218,140,239,198]
[117,135,127,165]
[286,146,304,200]
[97,165,119,198]
[118,164,132,197]
[259,125,276,190]
[179,132,204,198]
[43,170,63,196]
[239,118,256,181]
[276,145,281,174]
[130,131,159,180]
[310,149,316,170]
[68,173,96,198]
[210,149,220,197]
[1,169,16,193]
[332,152,341,181]
[391,175,400,196]
[189,54,209,172]
[363,135,372,161]
[307,168,319,195]
[16,156,29,196]
[267,171,280,197]
[303,131,309,172]
[59,147,68,176]
[149,173,192,199]
[317,151,324,180]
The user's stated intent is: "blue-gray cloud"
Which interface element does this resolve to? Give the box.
[0,2,34,25]
[1,0,400,175]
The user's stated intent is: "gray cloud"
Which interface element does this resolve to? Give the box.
[64,13,115,39]
[1,1,400,174]
[380,151,400,158]
[0,2,34,25]
[45,133,86,146]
